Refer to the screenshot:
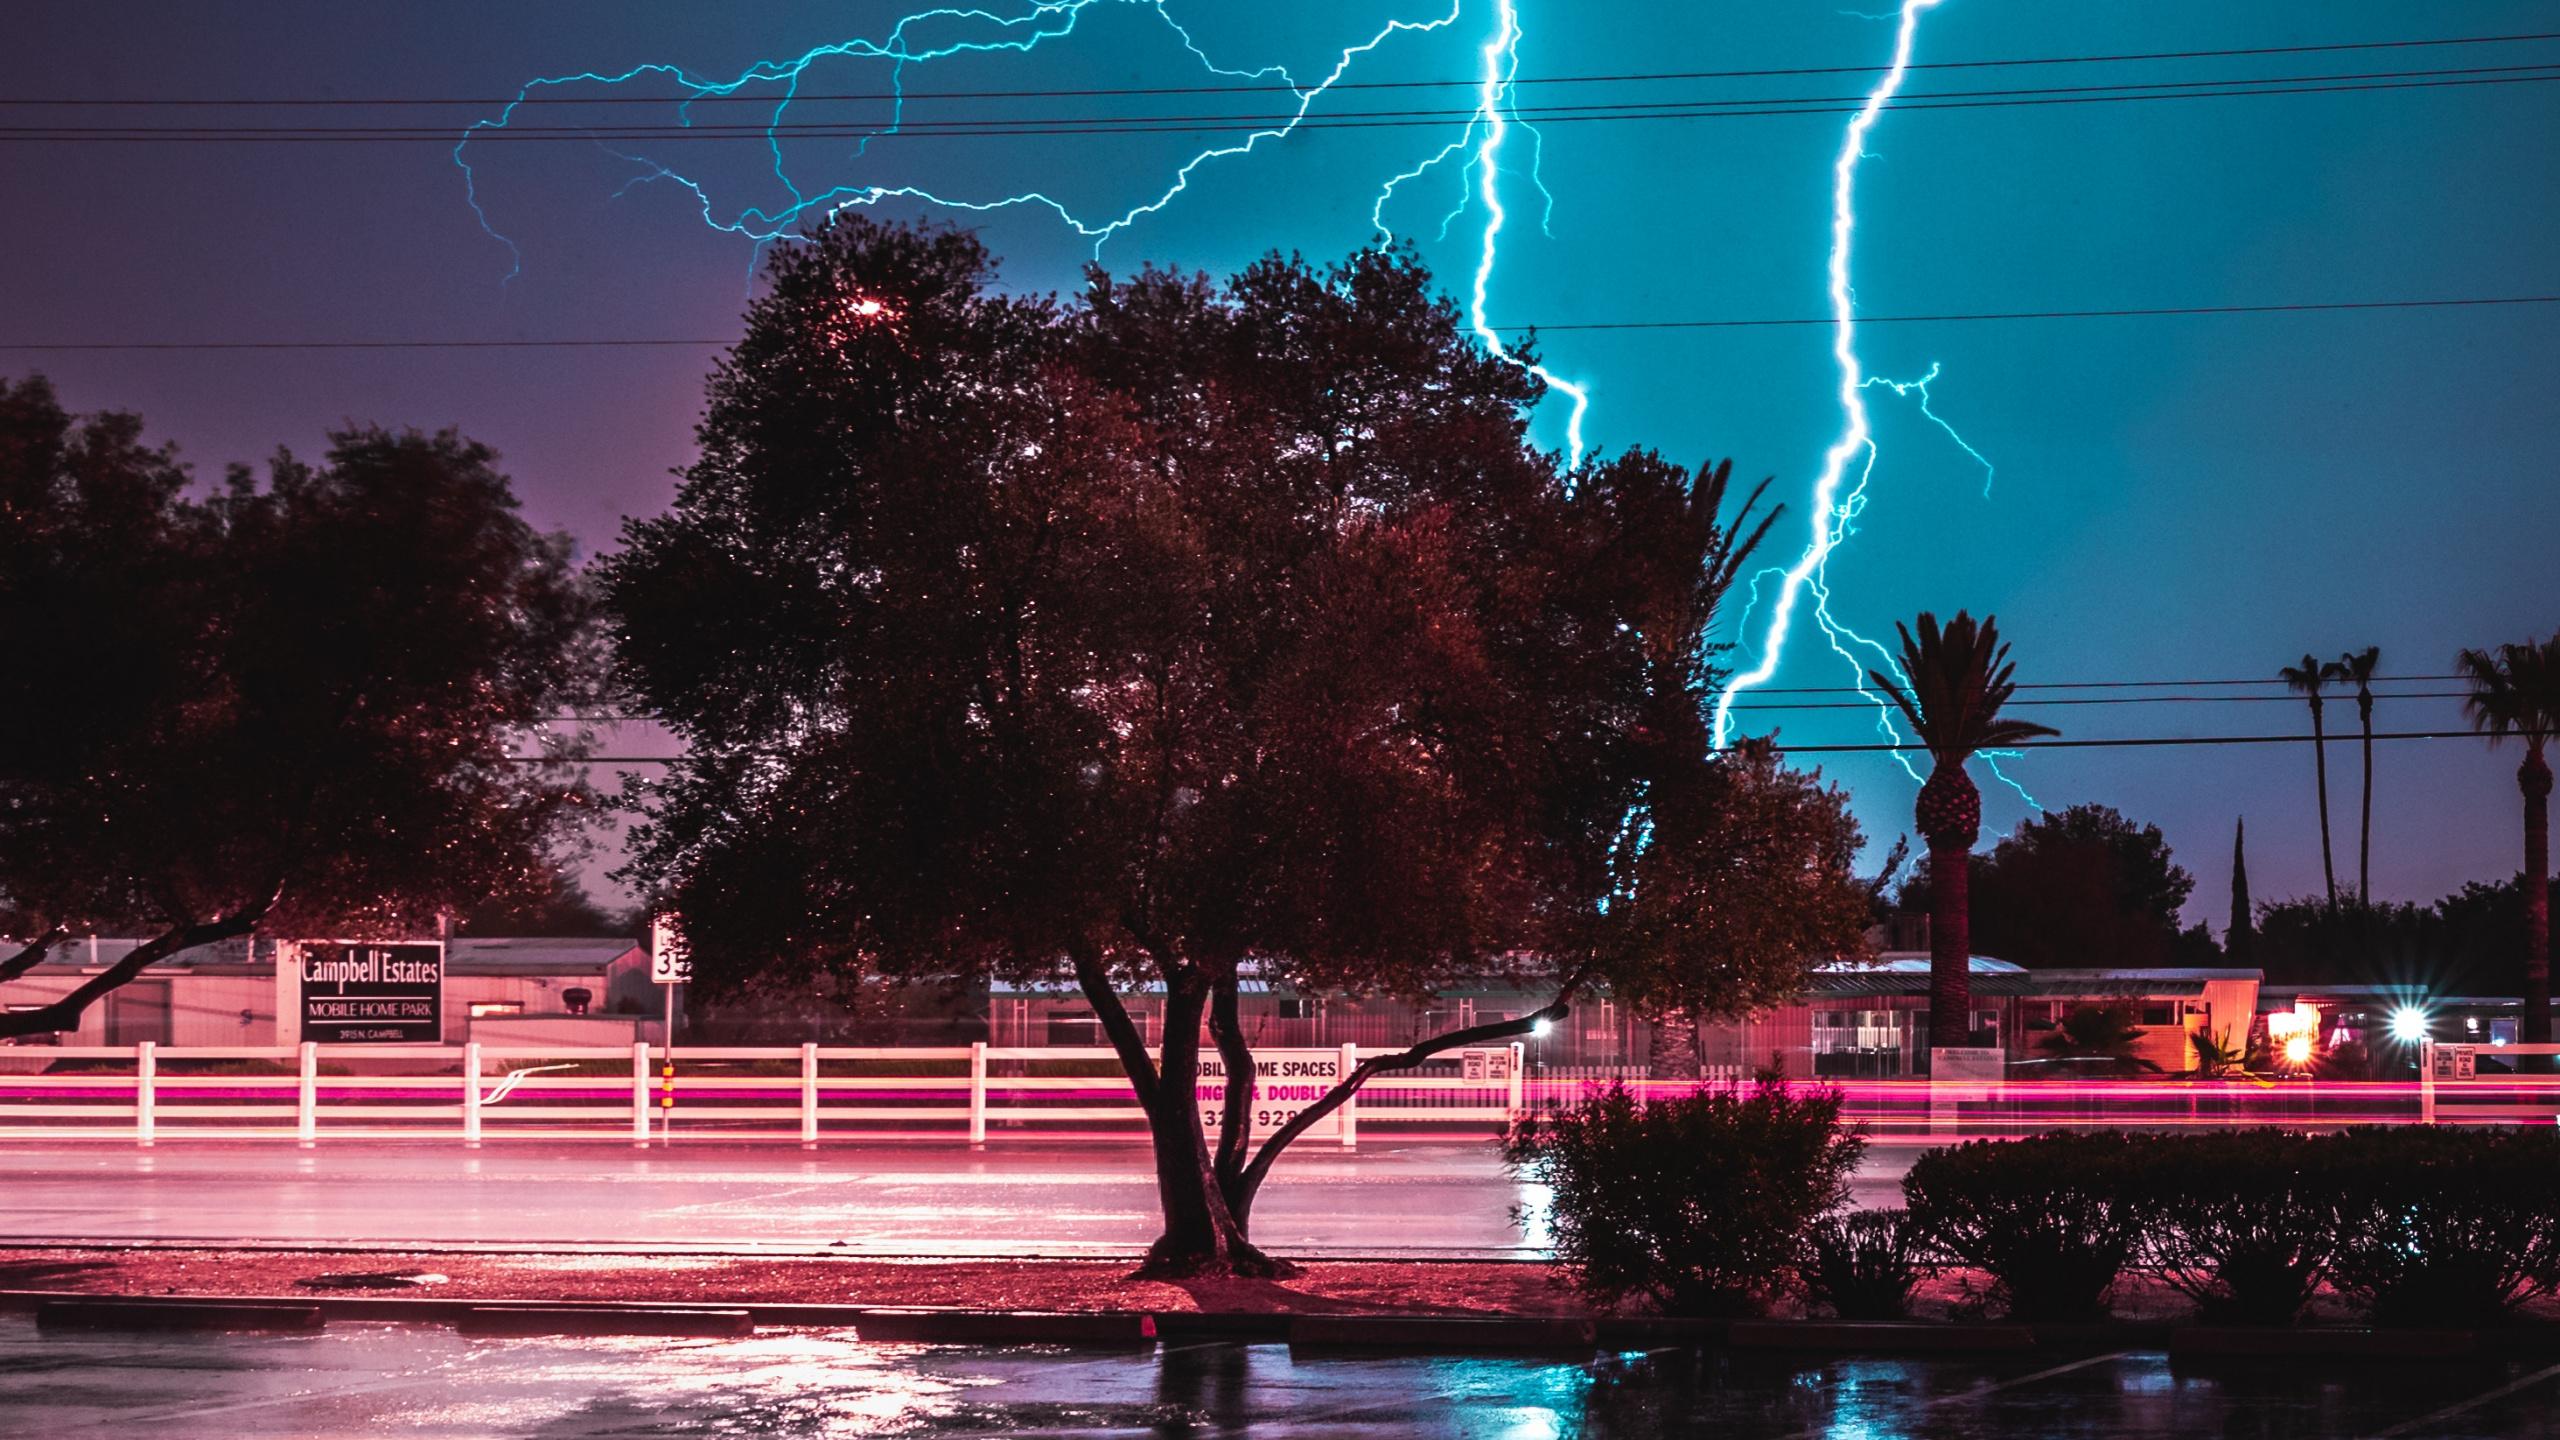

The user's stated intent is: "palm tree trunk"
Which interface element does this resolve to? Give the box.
[2523,743,2552,1048]
[1928,837,1972,1057]
[2311,705,2337,908]
[2358,703,2375,904]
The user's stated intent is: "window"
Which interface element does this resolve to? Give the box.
[1045,1012,1101,1046]
[2141,1004,2177,1027]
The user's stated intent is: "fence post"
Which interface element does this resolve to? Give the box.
[631,1041,650,1147]
[463,1042,482,1147]
[297,1041,318,1145]
[1508,1042,1525,1120]
[968,1041,988,1148]
[135,1041,155,1147]
[2419,1038,2436,1125]
[801,1042,820,1149]
[1339,1042,1358,1150]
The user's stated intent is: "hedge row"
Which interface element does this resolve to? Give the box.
[1504,1083,2560,1326]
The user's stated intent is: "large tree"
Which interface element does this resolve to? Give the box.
[0,378,600,1036]
[603,217,1871,1276]
[1869,612,2057,1053]
[2458,635,2560,1049]
[1900,803,2196,969]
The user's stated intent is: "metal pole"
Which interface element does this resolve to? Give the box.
[801,1041,820,1149]
[1508,1042,1525,1120]
[661,984,677,1140]
[1339,1042,1359,1150]
[968,1041,987,1148]
[297,1041,317,1145]
[135,1040,155,1147]
[630,1041,650,1147]
[463,1041,482,1147]
[2420,1037,2436,1125]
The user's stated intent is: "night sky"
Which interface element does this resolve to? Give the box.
[7,1,2557,923]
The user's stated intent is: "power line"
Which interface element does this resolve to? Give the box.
[9,30,2553,107]
[5,296,2551,352]
[535,729,2510,764]
[10,63,2556,142]
[1770,730,2490,754]
[1731,691,2476,712]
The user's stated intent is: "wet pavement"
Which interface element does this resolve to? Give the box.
[0,1140,1921,1258]
[8,1317,2558,1437]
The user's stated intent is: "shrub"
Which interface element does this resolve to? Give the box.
[2134,1129,2332,1325]
[1503,1079,1864,1317]
[2321,1127,2560,1328]
[1803,1209,1925,1320]
[1903,1131,2153,1321]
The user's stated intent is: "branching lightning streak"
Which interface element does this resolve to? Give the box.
[465,1,1590,461]
[1866,363,1996,495]
[458,0,1465,280]
[1457,0,1589,467]
[1710,0,1941,756]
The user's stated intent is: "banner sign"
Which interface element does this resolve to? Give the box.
[1198,1049,1344,1141]
[300,942,443,1043]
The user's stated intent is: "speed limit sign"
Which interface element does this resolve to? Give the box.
[649,916,692,985]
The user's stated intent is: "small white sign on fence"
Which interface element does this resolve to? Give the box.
[649,917,691,986]
[1198,1049,1343,1141]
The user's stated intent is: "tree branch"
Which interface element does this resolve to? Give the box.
[1207,975,1255,1189]
[0,910,267,1041]
[1233,960,1597,1211]
[1069,940,1160,1113]
[0,927,69,986]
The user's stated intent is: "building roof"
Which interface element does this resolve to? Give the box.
[1809,965,2260,1001]
[447,938,643,975]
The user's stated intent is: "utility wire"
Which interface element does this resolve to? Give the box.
[6,296,2552,352]
[9,30,2553,107]
[10,63,2558,142]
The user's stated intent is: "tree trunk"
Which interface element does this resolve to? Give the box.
[1067,946,1283,1279]
[2522,745,2552,1049]
[2358,699,2376,904]
[2311,703,2336,909]
[1645,1007,1699,1080]
[1927,837,1972,1054]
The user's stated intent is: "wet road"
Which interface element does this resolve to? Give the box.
[0,1139,1922,1257]
[8,1319,2556,1438]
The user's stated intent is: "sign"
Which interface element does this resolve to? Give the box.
[650,916,691,985]
[1459,1048,1514,1084]
[2434,1044,2478,1081]
[1929,1046,2006,1083]
[1198,1049,1344,1141]
[300,942,443,1043]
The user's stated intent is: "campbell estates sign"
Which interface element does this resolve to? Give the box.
[299,942,444,1043]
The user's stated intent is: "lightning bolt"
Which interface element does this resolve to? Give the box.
[458,1,1468,281]
[1710,0,1943,754]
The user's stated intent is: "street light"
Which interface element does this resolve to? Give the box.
[2389,1007,2429,1044]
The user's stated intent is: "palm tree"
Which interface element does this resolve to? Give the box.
[2337,646,2381,903]
[2458,636,2560,1050]
[2280,655,2343,909]
[1870,612,2058,1057]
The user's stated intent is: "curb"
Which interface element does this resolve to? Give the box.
[457,1307,755,1339]
[1730,1321,2036,1353]
[1287,1315,1598,1351]
[852,1310,1158,1345]
[36,1299,323,1333]
[2170,1327,2477,1358]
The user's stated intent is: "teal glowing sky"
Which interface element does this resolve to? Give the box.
[6,1,2556,922]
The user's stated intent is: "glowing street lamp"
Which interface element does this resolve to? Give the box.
[2389,1007,2430,1044]
[2265,1001,2322,1070]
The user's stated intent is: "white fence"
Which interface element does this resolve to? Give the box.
[0,1042,1527,1146]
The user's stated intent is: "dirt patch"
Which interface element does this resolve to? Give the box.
[0,1249,1588,1317]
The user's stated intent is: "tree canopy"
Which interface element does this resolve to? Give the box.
[0,376,601,1035]
[1902,803,2198,969]
[603,216,1869,1272]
